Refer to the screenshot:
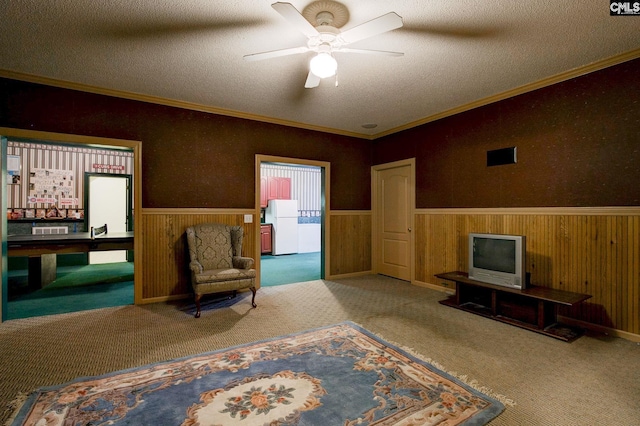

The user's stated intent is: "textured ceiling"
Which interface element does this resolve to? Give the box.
[1,0,639,139]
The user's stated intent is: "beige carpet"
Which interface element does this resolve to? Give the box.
[1,275,639,425]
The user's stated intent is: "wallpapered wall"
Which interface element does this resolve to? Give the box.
[1,59,639,211]
[372,57,640,208]
[0,77,372,211]
[6,139,134,219]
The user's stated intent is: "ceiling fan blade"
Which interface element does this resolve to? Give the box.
[340,12,403,44]
[243,46,309,61]
[272,2,319,38]
[338,48,404,57]
[305,71,320,88]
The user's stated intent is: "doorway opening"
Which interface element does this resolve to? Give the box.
[86,173,132,264]
[1,130,140,322]
[256,155,330,288]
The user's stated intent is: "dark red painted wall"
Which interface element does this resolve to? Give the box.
[0,79,372,209]
[373,58,640,208]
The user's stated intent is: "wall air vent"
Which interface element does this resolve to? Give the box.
[32,226,68,235]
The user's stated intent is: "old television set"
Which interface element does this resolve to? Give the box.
[468,233,526,289]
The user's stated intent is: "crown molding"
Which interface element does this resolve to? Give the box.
[371,48,640,139]
[1,48,638,141]
[0,69,367,140]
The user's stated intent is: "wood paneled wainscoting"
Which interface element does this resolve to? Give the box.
[140,209,258,303]
[413,207,640,341]
[140,209,375,304]
[329,211,372,277]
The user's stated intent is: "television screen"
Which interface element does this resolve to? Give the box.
[472,237,516,274]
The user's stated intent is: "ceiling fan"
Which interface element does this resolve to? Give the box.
[243,1,404,88]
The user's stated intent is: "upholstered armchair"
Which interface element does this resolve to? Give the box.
[186,223,257,318]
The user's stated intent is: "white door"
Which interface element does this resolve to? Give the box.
[373,159,414,281]
[88,175,128,264]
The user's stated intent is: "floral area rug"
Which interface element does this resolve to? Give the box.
[9,322,505,425]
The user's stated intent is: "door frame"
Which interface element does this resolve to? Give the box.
[0,127,142,322]
[1,136,7,321]
[371,158,416,283]
[255,155,330,286]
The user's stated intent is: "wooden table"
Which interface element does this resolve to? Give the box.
[8,232,134,288]
[436,271,592,341]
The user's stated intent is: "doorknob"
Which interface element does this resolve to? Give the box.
[408,228,412,232]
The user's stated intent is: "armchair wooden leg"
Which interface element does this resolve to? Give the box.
[194,294,202,318]
[250,287,257,308]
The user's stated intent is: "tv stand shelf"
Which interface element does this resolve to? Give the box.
[436,271,592,342]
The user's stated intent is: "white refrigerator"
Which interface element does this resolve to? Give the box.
[265,199,299,255]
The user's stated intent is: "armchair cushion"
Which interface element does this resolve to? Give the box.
[193,267,255,285]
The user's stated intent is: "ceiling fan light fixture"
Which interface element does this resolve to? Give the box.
[310,52,337,78]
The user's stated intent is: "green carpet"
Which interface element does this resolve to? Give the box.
[7,262,134,320]
[6,253,318,319]
[260,252,321,286]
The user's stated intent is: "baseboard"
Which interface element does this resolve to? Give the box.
[140,287,259,305]
[138,281,639,342]
[558,315,640,343]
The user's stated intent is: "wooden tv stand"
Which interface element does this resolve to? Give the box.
[436,271,592,341]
